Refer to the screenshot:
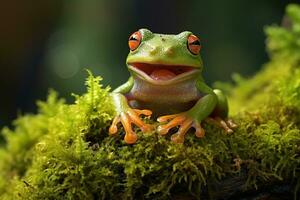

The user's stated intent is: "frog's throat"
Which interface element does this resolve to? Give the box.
[128,62,201,85]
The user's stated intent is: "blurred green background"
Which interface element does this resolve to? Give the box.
[0,0,297,128]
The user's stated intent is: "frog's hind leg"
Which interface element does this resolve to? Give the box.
[206,89,237,133]
[212,89,228,118]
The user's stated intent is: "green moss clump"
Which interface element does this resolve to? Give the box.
[1,4,300,200]
[227,4,300,114]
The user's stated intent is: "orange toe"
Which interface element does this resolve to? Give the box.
[171,118,193,143]
[215,117,233,133]
[124,132,138,144]
[193,122,205,138]
[108,108,153,144]
[157,112,207,143]
[226,119,238,129]
[133,109,152,116]
[206,117,234,133]
[127,110,153,132]
[157,115,186,135]
[109,116,120,135]
[157,113,180,123]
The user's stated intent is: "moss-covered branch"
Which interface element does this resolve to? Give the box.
[1,4,300,200]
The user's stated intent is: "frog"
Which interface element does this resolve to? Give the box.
[108,28,236,144]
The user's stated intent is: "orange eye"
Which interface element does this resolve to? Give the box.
[187,34,201,55]
[128,31,142,51]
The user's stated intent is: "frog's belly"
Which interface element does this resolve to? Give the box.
[128,78,202,115]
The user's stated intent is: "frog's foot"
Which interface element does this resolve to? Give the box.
[205,117,237,134]
[157,113,205,143]
[109,109,152,144]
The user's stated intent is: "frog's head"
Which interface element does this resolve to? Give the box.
[126,28,203,85]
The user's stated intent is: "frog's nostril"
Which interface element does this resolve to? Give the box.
[165,47,175,57]
[149,47,159,55]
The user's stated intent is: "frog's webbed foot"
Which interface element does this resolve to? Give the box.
[157,113,205,143]
[109,109,152,144]
[205,117,237,134]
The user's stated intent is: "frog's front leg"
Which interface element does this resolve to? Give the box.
[157,94,217,143]
[157,80,237,143]
[109,77,153,144]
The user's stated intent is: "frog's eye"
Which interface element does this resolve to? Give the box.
[187,34,201,55]
[128,31,142,51]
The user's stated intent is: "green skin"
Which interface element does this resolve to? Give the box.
[110,29,229,144]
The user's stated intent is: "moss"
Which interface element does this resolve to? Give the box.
[1,4,300,200]
[226,4,300,115]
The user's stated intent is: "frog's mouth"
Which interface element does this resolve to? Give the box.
[128,62,200,85]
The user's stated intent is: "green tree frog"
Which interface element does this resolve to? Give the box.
[109,29,236,144]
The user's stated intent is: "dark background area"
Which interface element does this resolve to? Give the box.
[0,0,298,128]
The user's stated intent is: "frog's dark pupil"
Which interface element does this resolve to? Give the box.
[190,40,200,45]
[130,35,138,41]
